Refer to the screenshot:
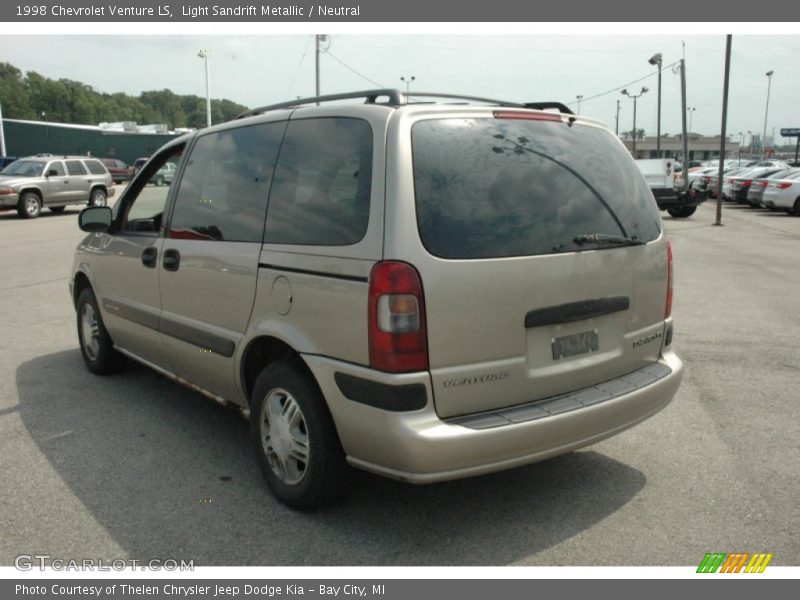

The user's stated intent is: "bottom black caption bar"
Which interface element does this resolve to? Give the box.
[5,580,790,600]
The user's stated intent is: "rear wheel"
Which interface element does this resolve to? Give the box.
[89,188,107,207]
[17,192,41,219]
[667,206,697,218]
[250,360,347,509]
[794,198,800,216]
[76,287,127,375]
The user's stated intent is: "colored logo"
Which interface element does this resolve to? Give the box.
[697,552,773,573]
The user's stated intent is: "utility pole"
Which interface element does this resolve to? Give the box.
[679,58,689,188]
[615,100,620,136]
[715,35,732,227]
[0,102,6,157]
[648,53,663,156]
[761,70,774,159]
[315,35,328,104]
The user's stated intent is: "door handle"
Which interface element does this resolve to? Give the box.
[163,248,181,272]
[141,246,157,268]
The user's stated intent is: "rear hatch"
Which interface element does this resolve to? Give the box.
[410,113,669,418]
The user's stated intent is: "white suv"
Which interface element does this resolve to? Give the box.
[71,90,683,508]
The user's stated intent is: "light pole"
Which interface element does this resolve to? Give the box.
[400,76,415,94]
[747,130,753,159]
[615,99,620,136]
[621,87,649,156]
[761,70,774,158]
[648,53,662,156]
[197,49,212,128]
[687,107,696,134]
[576,95,583,114]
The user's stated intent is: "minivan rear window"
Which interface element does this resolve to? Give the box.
[412,118,661,259]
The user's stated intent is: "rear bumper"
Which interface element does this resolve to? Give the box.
[304,349,683,484]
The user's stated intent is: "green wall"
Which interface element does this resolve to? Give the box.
[2,120,181,165]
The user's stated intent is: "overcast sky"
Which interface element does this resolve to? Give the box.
[1,34,798,143]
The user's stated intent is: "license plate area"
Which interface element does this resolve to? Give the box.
[551,330,599,361]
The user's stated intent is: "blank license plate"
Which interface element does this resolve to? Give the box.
[551,330,599,360]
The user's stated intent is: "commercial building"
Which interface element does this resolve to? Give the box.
[622,134,741,161]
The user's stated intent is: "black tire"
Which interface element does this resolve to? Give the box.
[155,176,164,187]
[89,188,107,207]
[49,206,66,213]
[250,359,347,509]
[17,191,41,219]
[76,287,127,375]
[667,206,697,218]
[794,199,800,216]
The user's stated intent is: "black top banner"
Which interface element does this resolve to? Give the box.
[1,0,798,22]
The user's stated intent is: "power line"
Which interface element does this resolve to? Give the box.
[322,48,385,88]
[285,37,313,98]
[570,61,680,106]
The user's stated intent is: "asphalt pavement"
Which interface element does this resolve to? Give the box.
[0,197,798,566]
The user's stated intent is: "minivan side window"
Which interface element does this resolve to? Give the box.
[117,146,184,234]
[264,117,373,246]
[168,122,286,243]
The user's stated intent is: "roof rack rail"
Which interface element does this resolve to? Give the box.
[523,102,574,115]
[236,89,404,119]
[235,89,575,119]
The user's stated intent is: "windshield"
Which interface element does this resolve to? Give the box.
[1,160,45,177]
[412,117,661,259]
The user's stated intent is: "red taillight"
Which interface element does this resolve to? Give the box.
[777,182,792,189]
[665,240,673,319]
[757,181,768,187]
[741,179,752,188]
[368,261,428,373]
[493,110,562,122]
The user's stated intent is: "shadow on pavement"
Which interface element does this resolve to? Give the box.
[17,349,646,565]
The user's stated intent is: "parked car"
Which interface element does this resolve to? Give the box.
[706,167,747,199]
[761,170,800,213]
[153,161,176,186]
[745,169,799,207]
[132,157,149,176]
[71,90,683,508]
[727,168,785,204]
[0,154,114,218]
[0,156,18,169]
[100,158,135,183]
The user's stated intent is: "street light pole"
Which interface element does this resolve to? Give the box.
[615,99,620,136]
[621,87,649,156]
[400,75,416,94]
[687,107,696,134]
[576,95,583,114]
[762,70,774,159]
[197,49,212,128]
[648,53,663,156]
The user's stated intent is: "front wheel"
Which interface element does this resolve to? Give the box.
[667,206,697,218]
[76,288,127,375]
[250,360,347,509]
[89,188,108,207]
[17,192,41,219]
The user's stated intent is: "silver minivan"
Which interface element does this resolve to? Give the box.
[71,90,683,508]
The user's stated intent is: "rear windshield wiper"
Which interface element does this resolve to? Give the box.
[573,233,645,247]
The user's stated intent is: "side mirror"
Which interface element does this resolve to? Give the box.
[79,206,113,232]
[47,169,58,177]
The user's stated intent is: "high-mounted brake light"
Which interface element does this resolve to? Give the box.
[665,240,673,320]
[368,261,428,373]
[493,110,563,122]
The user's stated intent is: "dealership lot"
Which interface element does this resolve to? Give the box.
[0,197,797,566]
